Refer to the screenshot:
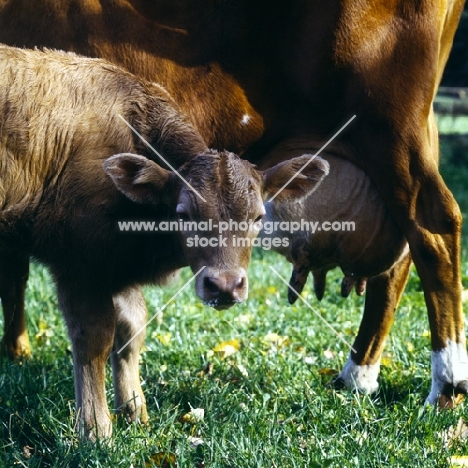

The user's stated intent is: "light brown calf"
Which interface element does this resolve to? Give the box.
[0,45,329,438]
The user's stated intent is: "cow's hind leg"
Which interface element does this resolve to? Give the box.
[336,252,412,393]
[58,283,115,440]
[111,285,148,425]
[0,251,30,359]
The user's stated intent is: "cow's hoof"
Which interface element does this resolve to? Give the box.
[332,376,347,389]
[426,381,468,409]
[337,356,380,394]
[427,343,468,409]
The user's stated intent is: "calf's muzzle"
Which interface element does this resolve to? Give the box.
[199,269,248,310]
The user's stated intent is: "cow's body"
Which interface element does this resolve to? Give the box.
[0,45,329,438]
[0,0,466,407]
[263,151,408,295]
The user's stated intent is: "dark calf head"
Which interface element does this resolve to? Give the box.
[104,151,329,309]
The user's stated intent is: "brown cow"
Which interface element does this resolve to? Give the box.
[0,45,329,438]
[0,0,466,406]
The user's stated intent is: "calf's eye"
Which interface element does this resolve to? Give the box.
[176,204,190,222]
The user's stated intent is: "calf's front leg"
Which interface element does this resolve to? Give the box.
[58,284,116,440]
[0,251,30,359]
[111,285,148,425]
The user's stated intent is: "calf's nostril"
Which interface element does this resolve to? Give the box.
[204,277,220,294]
[232,277,245,290]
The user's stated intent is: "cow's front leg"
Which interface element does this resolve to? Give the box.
[111,285,148,425]
[58,284,115,440]
[356,117,468,406]
[337,252,412,393]
[0,250,30,359]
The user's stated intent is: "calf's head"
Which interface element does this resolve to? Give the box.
[104,151,329,309]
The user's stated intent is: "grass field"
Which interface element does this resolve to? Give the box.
[1,144,468,467]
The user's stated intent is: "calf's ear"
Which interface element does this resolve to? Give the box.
[262,155,329,202]
[104,153,172,204]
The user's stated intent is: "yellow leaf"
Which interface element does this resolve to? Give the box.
[407,342,414,353]
[35,318,54,346]
[181,407,205,424]
[381,353,392,367]
[146,452,177,468]
[266,286,277,294]
[212,339,240,359]
[235,313,253,325]
[263,333,290,349]
[157,333,171,346]
[318,367,338,377]
[451,456,468,467]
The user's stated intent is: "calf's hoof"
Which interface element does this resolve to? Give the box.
[80,417,113,442]
[0,333,31,361]
[116,397,148,426]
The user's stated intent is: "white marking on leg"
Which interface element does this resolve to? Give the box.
[426,339,468,404]
[338,354,380,394]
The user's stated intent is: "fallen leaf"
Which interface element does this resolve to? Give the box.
[236,363,249,377]
[323,349,335,360]
[146,452,177,468]
[442,418,468,447]
[187,436,205,448]
[263,333,290,349]
[212,339,240,359]
[380,353,392,367]
[318,368,338,377]
[451,455,468,467]
[197,362,214,379]
[235,313,253,325]
[35,318,54,346]
[181,407,205,424]
[156,333,171,346]
[304,356,317,365]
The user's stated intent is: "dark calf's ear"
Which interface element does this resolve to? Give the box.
[104,153,172,204]
[263,155,329,202]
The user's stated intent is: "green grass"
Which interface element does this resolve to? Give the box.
[1,149,468,467]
